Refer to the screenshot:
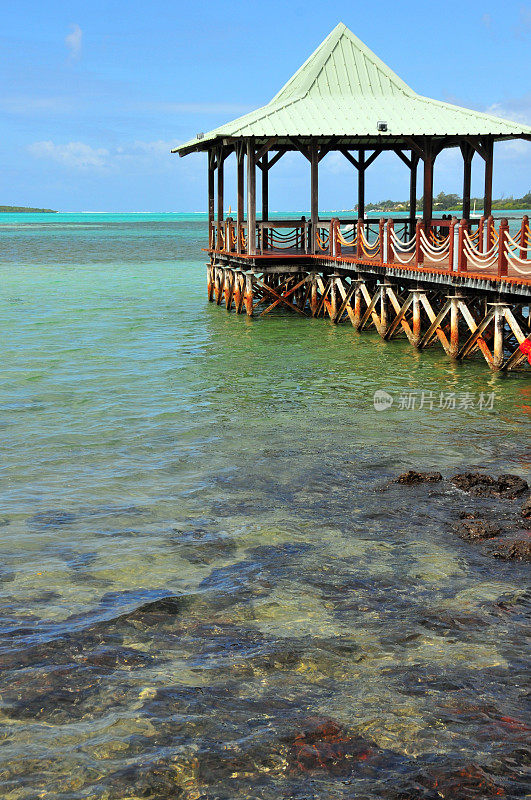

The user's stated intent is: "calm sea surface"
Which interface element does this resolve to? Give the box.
[0,212,530,799]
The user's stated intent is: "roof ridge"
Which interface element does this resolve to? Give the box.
[173,24,531,153]
[271,23,416,103]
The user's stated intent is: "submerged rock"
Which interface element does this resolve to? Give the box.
[521,496,531,519]
[107,760,186,799]
[284,717,378,776]
[492,538,531,562]
[452,472,528,499]
[393,470,443,485]
[29,509,77,527]
[453,518,503,540]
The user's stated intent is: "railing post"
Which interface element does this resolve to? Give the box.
[378,218,385,263]
[519,215,529,261]
[387,219,394,264]
[301,216,307,254]
[497,218,509,278]
[457,218,468,273]
[356,219,363,260]
[486,215,494,253]
[448,217,456,272]
[415,219,423,265]
[335,218,341,258]
[477,215,485,254]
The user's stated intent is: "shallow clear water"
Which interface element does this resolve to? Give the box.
[0,213,530,799]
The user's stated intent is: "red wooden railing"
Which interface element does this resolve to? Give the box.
[208,215,531,281]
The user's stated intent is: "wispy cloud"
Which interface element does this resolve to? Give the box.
[65,23,82,61]
[27,139,181,169]
[0,96,72,114]
[116,140,177,157]
[28,141,109,168]
[514,4,531,37]
[481,12,492,28]
[485,93,531,125]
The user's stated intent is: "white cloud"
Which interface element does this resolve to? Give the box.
[27,139,183,170]
[65,24,82,61]
[28,141,109,168]
[0,96,71,114]
[485,94,531,126]
[516,4,531,37]
[116,140,177,157]
[497,139,531,159]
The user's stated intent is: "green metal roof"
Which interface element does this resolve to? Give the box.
[174,23,531,154]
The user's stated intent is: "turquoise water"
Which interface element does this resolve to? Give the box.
[0,213,530,799]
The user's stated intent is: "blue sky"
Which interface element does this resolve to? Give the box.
[2,0,531,211]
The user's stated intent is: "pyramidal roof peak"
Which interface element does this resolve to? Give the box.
[269,23,416,105]
[174,23,531,154]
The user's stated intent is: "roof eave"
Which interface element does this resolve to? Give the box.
[173,131,531,157]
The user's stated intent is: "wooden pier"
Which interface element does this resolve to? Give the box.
[174,23,531,371]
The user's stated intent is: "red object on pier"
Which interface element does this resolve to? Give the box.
[519,339,531,364]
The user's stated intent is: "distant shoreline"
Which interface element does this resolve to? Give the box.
[0,206,57,213]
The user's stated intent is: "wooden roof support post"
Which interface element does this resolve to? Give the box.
[217,146,224,249]
[236,143,245,254]
[208,149,215,249]
[247,139,256,255]
[422,139,434,226]
[461,142,474,220]
[358,149,365,221]
[310,141,319,254]
[484,138,494,218]
[409,152,419,236]
[262,151,269,222]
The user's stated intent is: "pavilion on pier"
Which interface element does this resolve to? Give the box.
[173,22,531,257]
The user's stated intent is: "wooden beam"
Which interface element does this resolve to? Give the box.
[236,145,244,253]
[464,136,487,161]
[358,150,365,220]
[460,142,474,219]
[483,138,494,218]
[394,149,412,169]
[339,148,360,169]
[268,148,287,169]
[422,139,434,224]
[318,137,340,161]
[217,146,224,247]
[310,142,319,254]
[404,136,425,160]
[262,152,268,223]
[255,138,276,162]
[208,150,215,235]
[409,153,419,231]
[288,137,311,161]
[364,148,382,169]
[246,139,256,255]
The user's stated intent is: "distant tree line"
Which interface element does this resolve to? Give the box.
[361,191,531,213]
[0,206,57,213]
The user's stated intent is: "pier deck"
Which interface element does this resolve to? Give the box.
[207,216,531,372]
[174,23,531,371]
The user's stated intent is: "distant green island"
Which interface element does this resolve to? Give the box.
[360,191,531,214]
[0,206,57,213]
